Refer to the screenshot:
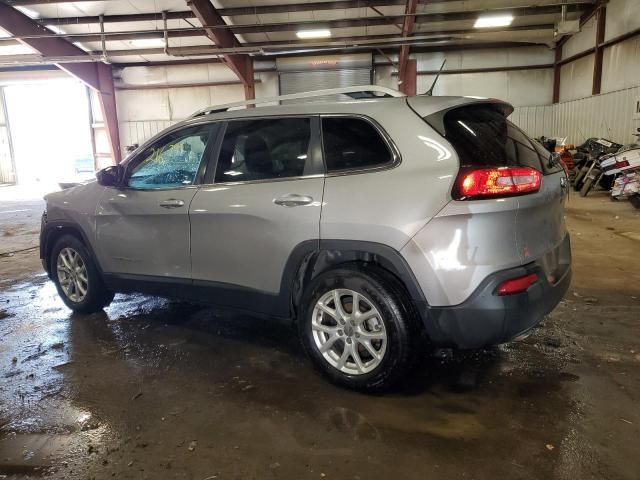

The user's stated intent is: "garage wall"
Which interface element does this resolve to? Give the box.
[602,35,640,93]
[557,0,640,102]
[375,46,554,107]
[559,54,595,102]
[114,62,279,151]
[511,0,640,142]
[511,85,640,143]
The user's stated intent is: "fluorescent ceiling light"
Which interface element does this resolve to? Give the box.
[128,38,166,48]
[296,29,331,39]
[14,6,39,18]
[474,14,514,28]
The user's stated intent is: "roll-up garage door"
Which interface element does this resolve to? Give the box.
[276,54,372,103]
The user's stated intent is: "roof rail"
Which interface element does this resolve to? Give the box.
[189,85,405,118]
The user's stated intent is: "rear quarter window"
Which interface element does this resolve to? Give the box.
[321,117,393,173]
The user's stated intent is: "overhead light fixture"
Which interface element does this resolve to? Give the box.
[128,38,166,48]
[296,29,331,39]
[474,14,514,28]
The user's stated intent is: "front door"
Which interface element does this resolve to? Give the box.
[189,116,324,313]
[95,123,216,279]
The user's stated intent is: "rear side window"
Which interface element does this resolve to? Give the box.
[440,106,542,171]
[215,118,311,183]
[322,117,392,172]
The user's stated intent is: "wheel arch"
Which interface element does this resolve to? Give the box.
[41,221,99,278]
[283,240,427,319]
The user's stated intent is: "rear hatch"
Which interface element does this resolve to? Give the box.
[409,97,570,284]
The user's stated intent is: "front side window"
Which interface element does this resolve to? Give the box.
[127,125,211,189]
[322,117,392,172]
[215,118,311,183]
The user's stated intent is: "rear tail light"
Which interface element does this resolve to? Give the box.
[496,273,539,296]
[453,167,542,200]
[615,160,630,169]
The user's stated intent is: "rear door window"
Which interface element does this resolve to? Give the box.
[439,105,542,171]
[322,117,393,172]
[214,117,312,183]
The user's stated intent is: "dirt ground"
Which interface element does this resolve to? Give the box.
[0,187,639,480]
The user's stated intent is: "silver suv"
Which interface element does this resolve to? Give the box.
[40,87,571,390]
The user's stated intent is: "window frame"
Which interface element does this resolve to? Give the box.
[320,114,401,176]
[122,122,219,191]
[203,115,324,186]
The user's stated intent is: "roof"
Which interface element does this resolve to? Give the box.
[0,0,595,67]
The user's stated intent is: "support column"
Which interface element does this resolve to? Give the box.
[553,45,562,104]
[592,5,606,95]
[400,59,417,96]
[243,57,255,102]
[95,63,121,164]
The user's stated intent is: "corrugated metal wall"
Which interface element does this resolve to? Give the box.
[512,85,640,145]
[119,120,174,151]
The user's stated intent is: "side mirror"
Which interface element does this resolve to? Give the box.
[96,164,124,188]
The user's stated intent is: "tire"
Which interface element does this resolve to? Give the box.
[580,168,602,197]
[573,166,589,191]
[580,175,595,197]
[50,234,114,313]
[298,264,420,391]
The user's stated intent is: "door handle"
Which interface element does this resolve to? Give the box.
[273,194,314,207]
[159,199,185,209]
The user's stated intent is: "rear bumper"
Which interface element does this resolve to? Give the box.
[416,239,572,349]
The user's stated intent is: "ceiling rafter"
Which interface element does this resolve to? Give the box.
[33,0,596,33]
[185,0,253,98]
[0,23,556,52]
[0,3,585,45]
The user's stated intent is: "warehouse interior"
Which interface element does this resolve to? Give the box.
[0,0,639,478]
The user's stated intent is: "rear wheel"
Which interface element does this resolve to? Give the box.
[298,265,419,391]
[50,234,114,313]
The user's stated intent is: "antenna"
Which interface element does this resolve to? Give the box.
[423,59,446,96]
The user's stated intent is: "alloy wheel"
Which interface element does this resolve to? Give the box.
[56,247,89,303]
[311,289,387,375]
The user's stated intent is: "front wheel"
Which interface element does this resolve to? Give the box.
[298,265,419,391]
[580,169,601,197]
[50,234,114,313]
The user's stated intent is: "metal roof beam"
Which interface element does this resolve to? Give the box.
[186,0,253,92]
[35,1,592,29]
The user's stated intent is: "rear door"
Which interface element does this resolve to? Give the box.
[188,116,324,312]
[95,123,216,278]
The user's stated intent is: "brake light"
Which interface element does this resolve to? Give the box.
[496,273,539,296]
[615,160,630,169]
[454,167,541,200]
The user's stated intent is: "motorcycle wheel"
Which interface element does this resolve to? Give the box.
[580,169,601,197]
[573,166,590,191]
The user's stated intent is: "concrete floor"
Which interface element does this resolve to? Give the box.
[0,187,639,480]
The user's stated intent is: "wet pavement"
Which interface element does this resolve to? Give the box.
[1,192,639,479]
